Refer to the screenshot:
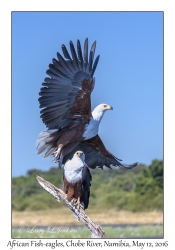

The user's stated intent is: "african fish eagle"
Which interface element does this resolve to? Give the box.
[63,151,91,210]
[36,38,137,170]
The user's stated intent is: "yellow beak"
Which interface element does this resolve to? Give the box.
[105,105,113,110]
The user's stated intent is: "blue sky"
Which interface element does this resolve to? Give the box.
[12,12,163,177]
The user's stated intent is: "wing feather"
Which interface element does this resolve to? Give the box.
[62,135,138,170]
[52,57,74,77]
[70,40,79,69]
[61,44,72,60]
[82,165,92,209]
[91,55,100,77]
[39,38,99,129]
[77,39,83,69]
[84,38,88,63]
[89,41,96,71]
[47,65,72,80]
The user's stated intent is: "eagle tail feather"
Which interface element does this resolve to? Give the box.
[36,129,58,158]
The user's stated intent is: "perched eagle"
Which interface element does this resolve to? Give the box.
[63,151,91,210]
[36,38,137,169]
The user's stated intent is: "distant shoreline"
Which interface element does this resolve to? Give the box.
[12,209,163,227]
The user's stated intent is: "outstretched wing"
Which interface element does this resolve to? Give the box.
[63,135,138,169]
[82,165,92,209]
[81,135,138,169]
[39,38,100,129]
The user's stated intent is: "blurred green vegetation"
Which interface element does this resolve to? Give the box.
[12,159,163,212]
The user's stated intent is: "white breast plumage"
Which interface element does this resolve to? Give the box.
[64,154,85,184]
[83,117,100,140]
[64,166,83,184]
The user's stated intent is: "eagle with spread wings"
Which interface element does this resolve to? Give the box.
[36,38,137,170]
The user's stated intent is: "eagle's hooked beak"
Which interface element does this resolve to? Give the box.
[105,105,113,110]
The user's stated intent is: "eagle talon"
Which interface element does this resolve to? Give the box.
[70,198,77,206]
[70,197,82,210]
[53,148,61,158]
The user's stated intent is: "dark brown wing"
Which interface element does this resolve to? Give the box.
[63,135,138,169]
[67,79,92,120]
[39,38,100,129]
[81,165,92,209]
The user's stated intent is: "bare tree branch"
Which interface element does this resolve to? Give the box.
[36,175,106,238]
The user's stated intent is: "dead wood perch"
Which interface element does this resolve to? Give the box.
[36,175,106,238]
